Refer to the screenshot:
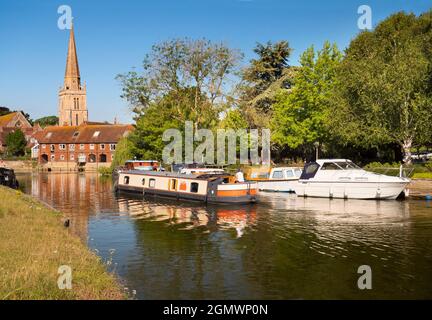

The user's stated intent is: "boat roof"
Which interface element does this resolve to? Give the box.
[121,170,230,180]
[125,160,159,163]
[315,159,350,165]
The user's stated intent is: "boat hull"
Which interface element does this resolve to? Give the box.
[256,180,297,192]
[294,181,409,200]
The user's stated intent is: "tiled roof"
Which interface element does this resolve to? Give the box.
[0,112,17,127]
[34,123,134,144]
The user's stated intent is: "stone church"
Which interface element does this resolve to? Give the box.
[34,24,133,169]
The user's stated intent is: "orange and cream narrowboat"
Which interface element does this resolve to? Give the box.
[116,170,258,204]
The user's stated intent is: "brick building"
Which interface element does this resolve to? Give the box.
[34,123,133,165]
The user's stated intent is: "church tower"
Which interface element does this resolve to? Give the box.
[58,23,88,126]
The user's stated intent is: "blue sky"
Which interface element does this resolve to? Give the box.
[0,0,430,123]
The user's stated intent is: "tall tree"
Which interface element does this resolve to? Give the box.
[117,38,242,128]
[271,42,343,158]
[239,41,295,128]
[332,11,432,164]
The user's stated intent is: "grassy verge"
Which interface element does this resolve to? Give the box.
[0,186,125,300]
[412,172,432,179]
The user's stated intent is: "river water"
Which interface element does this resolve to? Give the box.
[17,172,432,299]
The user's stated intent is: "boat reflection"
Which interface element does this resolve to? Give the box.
[117,194,257,237]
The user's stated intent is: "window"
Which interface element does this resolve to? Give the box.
[45,132,52,139]
[190,182,199,193]
[73,131,79,137]
[110,144,116,151]
[90,144,95,150]
[75,114,78,126]
[169,179,177,191]
[50,144,55,152]
[272,170,284,179]
[123,176,130,184]
[69,144,75,151]
[59,144,66,150]
[50,154,55,161]
[70,154,75,161]
[321,162,343,170]
[294,169,302,177]
[149,179,156,188]
[111,154,114,160]
[285,170,294,178]
[42,144,46,149]
[93,131,100,138]
[60,155,65,160]
[100,144,105,150]
[142,178,146,186]
[80,144,85,150]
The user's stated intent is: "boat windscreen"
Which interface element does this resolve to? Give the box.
[299,162,320,180]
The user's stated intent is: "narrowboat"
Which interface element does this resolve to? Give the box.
[294,159,410,199]
[244,166,302,192]
[116,170,258,204]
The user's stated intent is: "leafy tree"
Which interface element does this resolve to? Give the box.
[0,106,11,116]
[5,129,27,156]
[117,38,242,128]
[271,42,343,159]
[111,137,134,169]
[117,38,242,161]
[34,116,58,127]
[332,11,432,164]
[239,41,295,128]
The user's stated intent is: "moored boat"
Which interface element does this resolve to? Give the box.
[116,169,258,204]
[244,166,302,192]
[294,159,410,200]
[0,167,19,189]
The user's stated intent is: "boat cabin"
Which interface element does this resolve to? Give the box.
[125,160,159,171]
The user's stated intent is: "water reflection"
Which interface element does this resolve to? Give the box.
[17,173,432,299]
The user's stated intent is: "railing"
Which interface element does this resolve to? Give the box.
[364,166,415,178]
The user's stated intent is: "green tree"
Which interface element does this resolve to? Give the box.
[239,41,295,128]
[332,11,432,164]
[271,42,343,159]
[5,129,27,156]
[117,38,242,161]
[34,116,58,127]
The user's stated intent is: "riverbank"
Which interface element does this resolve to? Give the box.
[409,179,432,200]
[0,186,125,300]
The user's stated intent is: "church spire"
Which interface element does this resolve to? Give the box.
[64,22,80,89]
[59,21,88,126]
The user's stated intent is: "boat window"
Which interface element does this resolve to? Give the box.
[294,169,302,177]
[299,162,320,180]
[142,178,146,186]
[285,170,294,178]
[149,178,156,188]
[190,182,199,193]
[124,176,130,184]
[170,179,177,190]
[272,170,284,179]
[321,162,343,170]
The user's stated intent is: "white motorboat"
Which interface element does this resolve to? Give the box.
[294,159,410,200]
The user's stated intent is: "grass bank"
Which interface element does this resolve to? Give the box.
[0,186,125,300]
